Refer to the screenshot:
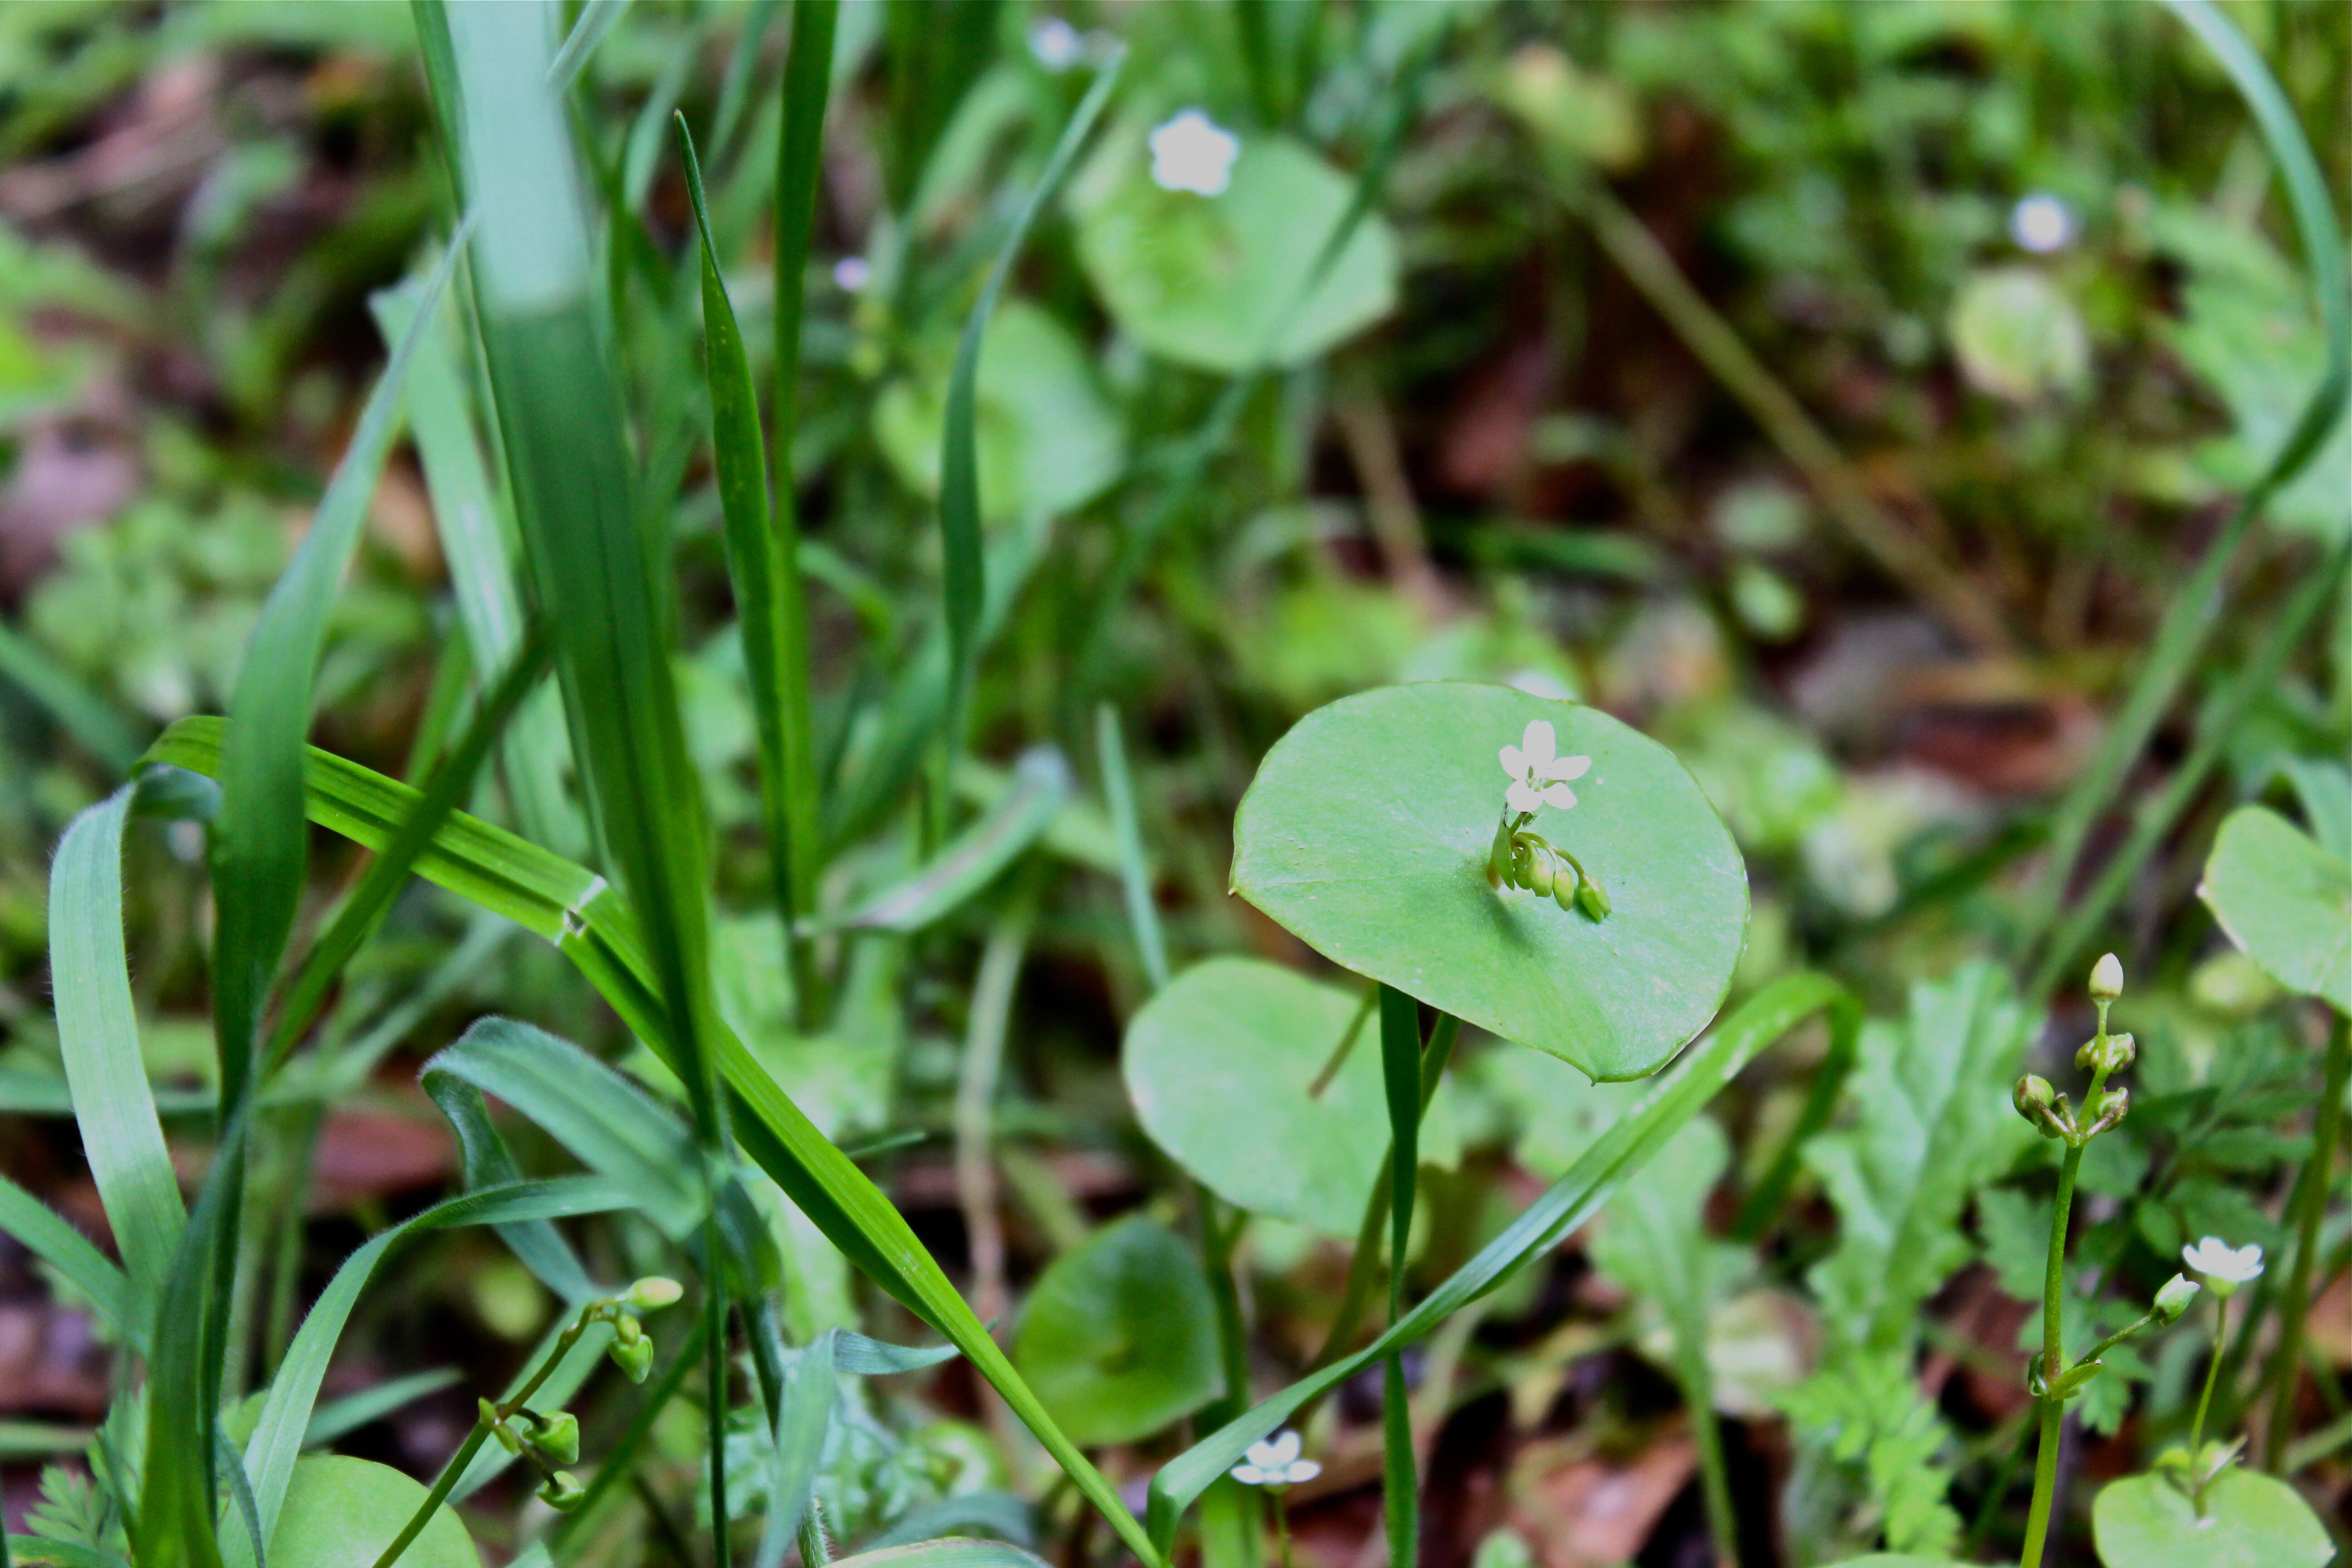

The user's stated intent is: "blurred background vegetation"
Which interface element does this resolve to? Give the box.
[0,2,2346,1565]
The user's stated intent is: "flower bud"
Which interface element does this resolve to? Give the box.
[2151,1273,2199,1326]
[483,1399,521,1453]
[610,1332,654,1383]
[527,1410,580,1466]
[537,1470,587,1512]
[2013,1073,2057,1133]
[2084,1085,2129,1136]
[1574,875,1609,921]
[2089,952,2123,1001]
[1551,861,1580,912]
[1525,850,1555,897]
[1509,840,1535,890]
[612,1311,642,1347]
[623,1276,684,1313]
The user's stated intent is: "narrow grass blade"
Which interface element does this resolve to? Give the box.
[208,226,464,1114]
[422,1072,598,1305]
[268,624,549,1073]
[302,1369,463,1450]
[862,1497,1036,1552]
[679,113,823,1017]
[1377,987,1422,1568]
[935,49,1122,747]
[2015,0,2351,977]
[225,1176,631,1565]
[49,789,184,1317]
[1095,706,1168,990]
[545,0,629,90]
[833,1331,962,1375]
[0,1174,131,1343]
[833,1543,1049,1568]
[0,622,145,774]
[774,0,838,468]
[368,275,582,858]
[1145,972,1859,1552]
[441,0,727,1146]
[140,720,1168,1567]
[424,1017,701,1238]
[838,748,1068,932]
[755,1326,839,1568]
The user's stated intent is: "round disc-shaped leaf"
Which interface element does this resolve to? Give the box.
[1011,1215,1221,1447]
[1072,132,1396,373]
[271,1454,479,1568]
[1230,684,1746,1081]
[2092,1469,2332,1568]
[2200,805,2351,1014]
[1125,956,1390,1236]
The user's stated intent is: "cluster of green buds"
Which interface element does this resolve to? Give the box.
[476,1275,683,1513]
[2014,952,2132,1146]
[1485,811,1609,921]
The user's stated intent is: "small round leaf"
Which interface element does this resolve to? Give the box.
[1072,132,1396,373]
[2092,1469,2333,1568]
[1011,1215,1221,1447]
[271,1454,479,1568]
[1230,684,1747,1081]
[1127,956,1459,1236]
[2200,804,2351,1014]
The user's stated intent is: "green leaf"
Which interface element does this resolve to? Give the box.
[0,620,145,775]
[268,1455,476,1568]
[1229,683,1747,1081]
[753,1324,838,1568]
[831,1543,1050,1568]
[1146,971,1856,1552]
[2200,805,2351,1014]
[1072,131,1397,372]
[49,789,184,1318]
[874,300,1123,523]
[1011,1215,1222,1447]
[837,748,1070,933]
[1777,1347,1964,1560]
[1125,959,1420,1236]
[2092,1469,2333,1568]
[301,1370,463,1451]
[1801,961,2034,1353]
[679,111,823,990]
[420,1072,600,1307]
[1097,705,1169,990]
[0,1176,130,1344]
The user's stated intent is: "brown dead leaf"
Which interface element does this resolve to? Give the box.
[1507,1431,1696,1568]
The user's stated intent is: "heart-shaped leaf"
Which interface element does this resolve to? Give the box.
[270,1454,479,1568]
[1230,684,1747,1081]
[1011,1215,1222,1447]
[2200,804,2351,1014]
[1127,956,1447,1236]
[1071,130,1396,373]
[2093,1469,2333,1568]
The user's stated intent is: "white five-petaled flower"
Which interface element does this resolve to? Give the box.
[1148,109,1240,197]
[1499,719,1591,816]
[2181,1237,2264,1287]
[1229,1429,1320,1488]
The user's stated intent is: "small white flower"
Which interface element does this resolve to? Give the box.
[1149,109,1240,197]
[2010,193,2074,254]
[1499,719,1591,816]
[2181,1237,2264,1286]
[1028,17,1084,72]
[832,256,871,293]
[1229,1429,1320,1487]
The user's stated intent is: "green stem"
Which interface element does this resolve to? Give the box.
[706,1215,733,1568]
[2188,1299,2227,1516]
[2019,1055,2111,1568]
[1273,1487,1294,1568]
[2265,1009,2351,1468]
[1677,1330,1737,1567]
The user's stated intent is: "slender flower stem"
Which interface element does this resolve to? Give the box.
[1272,1487,1294,1568]
[2187,1298,2227,1516]
[2019,1047,2115,1568]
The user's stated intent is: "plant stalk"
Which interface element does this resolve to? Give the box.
[2265,1008,2352,1468]
[2188,1298,2227,1516]
[2018,1058,2111,1568]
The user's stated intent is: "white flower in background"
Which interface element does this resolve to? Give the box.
[1230,1429,1320,1487]
[2010,192,2074,254]
[1029,17,1084,72]
[2181,1237,2264,1288]
[1148,109,1240,197]
[1499,719,1591,815]
[832,256,871,293]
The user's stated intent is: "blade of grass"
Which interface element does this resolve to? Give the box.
[1149,974,1861,1553]
[1095,706,1168,990]
[2013,0,2350,979]
[545,0,630,91]
[679,112,823,1024]
[0,1174,132,1344]
[934,47,1122,761]
[302,1369,464,1450]
[836,747,1068,933]
[141,718,1168,1568]
[0,622,145,774]
[1378,987,1423,1568]
[50,789,185,1318]
[422,1072,600,1306]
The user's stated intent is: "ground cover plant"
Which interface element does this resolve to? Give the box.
[0,2,2346,1566]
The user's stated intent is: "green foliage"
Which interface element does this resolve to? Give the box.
[1779,1348,1964,1561]
[2092,1470,2334,1568]
[1011,1216,1223,1447]
[269,1455,477,1568]
[2200,805,2351,1013]
[1230,684,1748,1080]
